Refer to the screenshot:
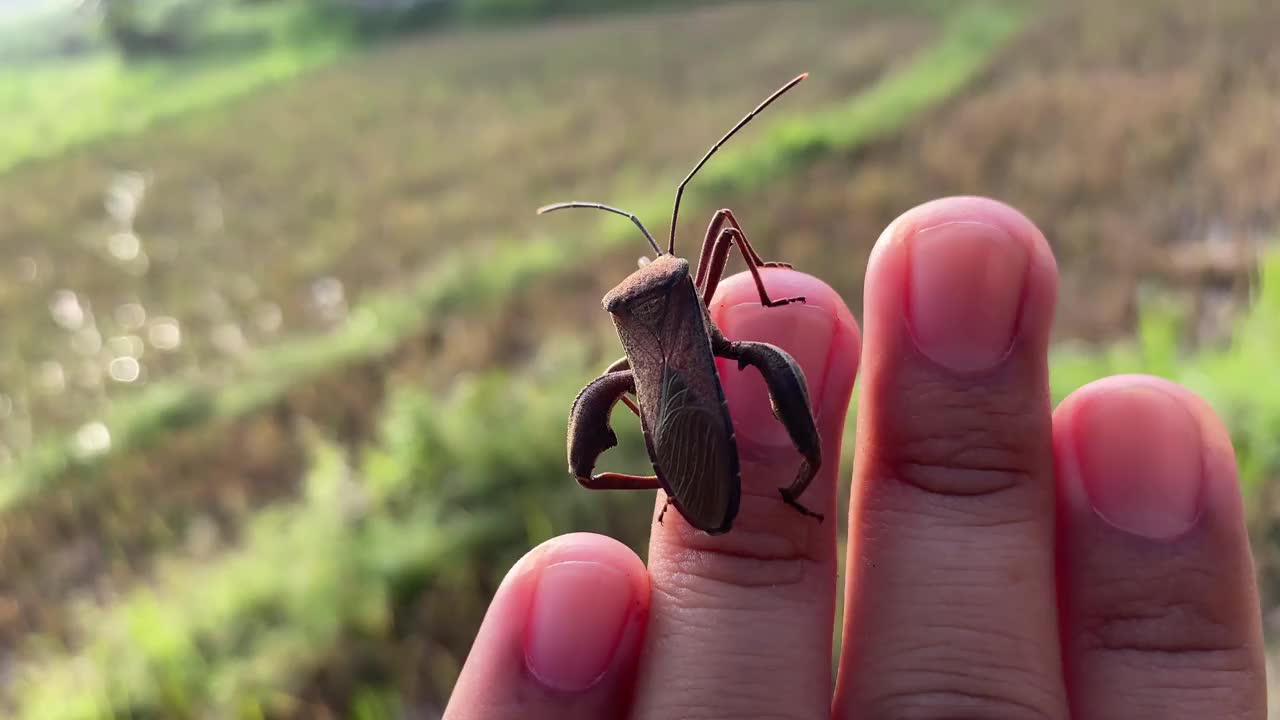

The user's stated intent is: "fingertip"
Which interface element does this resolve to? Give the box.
[866,195,1059,359]
[709,267,860,341]
[516,532,651,605]
[1053,373,1243,540]
[447,534,649,718]
[873,196,1056,274]
[709,268,861,442]
[521,534,649,693]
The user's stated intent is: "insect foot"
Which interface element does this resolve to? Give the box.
[778,454,824,522]
[658,497,674,525]
[763,294,806,308]
[780,487,824,522]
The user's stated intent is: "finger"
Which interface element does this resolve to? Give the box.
[444,533,650,720]
[1053,375,1266,719]
[630,268,861,719]
[834,196,1069,718]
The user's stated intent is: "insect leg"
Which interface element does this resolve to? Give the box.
[583,472,663,491]
[602,356,639,417]
[568,369,660,490]
[657,496,675,525]
[698,227,806,308]
[695,209,791,286]
[713,337,824,522]
[693,210,756,291]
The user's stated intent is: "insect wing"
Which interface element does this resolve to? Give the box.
[653,365,736,532]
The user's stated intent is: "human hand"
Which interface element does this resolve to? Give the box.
[444,196,1266,719]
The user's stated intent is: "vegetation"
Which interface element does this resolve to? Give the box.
[0,0,946,495]
[0,0,748,174]
[9,343,655,719]
[12,247,1279,718]
[0,1,360,173]
[2,0,1279,715]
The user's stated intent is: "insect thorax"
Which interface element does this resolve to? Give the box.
[602,255,689,314]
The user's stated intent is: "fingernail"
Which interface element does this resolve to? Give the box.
[1072,385,1205,540]
[524,561,633,692]
[717,302,835,447]
[907,221,1028,372]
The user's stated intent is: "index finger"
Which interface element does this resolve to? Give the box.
[629,268,861,719]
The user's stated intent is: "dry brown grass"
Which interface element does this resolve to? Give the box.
[659,0,1280,347]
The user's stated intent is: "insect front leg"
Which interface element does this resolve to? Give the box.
[694,209,791,284]
[567,369,661,491]
[713,336,823,522]
[696,226,806,308]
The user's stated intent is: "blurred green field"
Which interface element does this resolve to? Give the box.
[0,1,361,175]
[0,0,1278,717]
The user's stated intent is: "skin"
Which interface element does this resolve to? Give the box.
[444,196,1267,720]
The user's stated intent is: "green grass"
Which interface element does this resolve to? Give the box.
[0,0,812,176]
[699,1,1030,194]
[15,249,1279,719]
[0,1,354,174]
[8,343,653,719]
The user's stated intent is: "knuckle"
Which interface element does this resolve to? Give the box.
[1076,565,1238,651]
[1067,558,1264,714]
[652,486,829,590]
[880,381,1047,499]
[1074,605,1261,717]
[892,455,1032,498]
[856,621,1066,720]
[658,533,816,591]
[1077,580,1249,661]
[865,687,1061,720]
[878,432,1038,508]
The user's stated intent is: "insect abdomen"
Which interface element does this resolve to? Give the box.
[653,367,738,533]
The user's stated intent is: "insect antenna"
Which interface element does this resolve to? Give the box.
[667,72,808,255]
[537,201,662,256]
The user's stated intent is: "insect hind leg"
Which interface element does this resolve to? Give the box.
[713,336,824,523]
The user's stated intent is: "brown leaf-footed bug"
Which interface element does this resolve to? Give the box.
[536,73,822,535]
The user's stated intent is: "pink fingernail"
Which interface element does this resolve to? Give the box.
[906,221,1028,372]
[523,561,633,692]
[1071,385,1205,540]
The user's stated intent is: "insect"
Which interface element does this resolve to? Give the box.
[537,73,822,535]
